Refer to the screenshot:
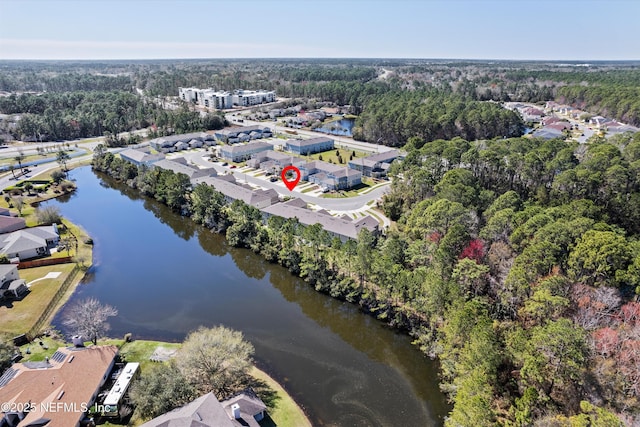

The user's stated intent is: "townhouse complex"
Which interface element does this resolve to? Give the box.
[119,149,379,242]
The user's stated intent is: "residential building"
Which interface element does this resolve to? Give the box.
[285,137,334,155]
[231,89,276,107]
[220,142,272,162]
[178,88,275,109]
[140,391,267,427]
[532,127,564,140]
[0,215,26,234]
[214,126,272,144]
[246,150,302,173]
[0,345,118,427]
[261,199,379,242]
[149,132,216,154]
[0,264,26,299]
[119,147,165,166]
[153,158,217,184]
[299,161,361,190]
[348,150,402,178]
[193,175,280,209]
[0,225,59,261]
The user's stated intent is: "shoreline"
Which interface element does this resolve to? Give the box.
[6,165,312,427]
[115,339,312,427]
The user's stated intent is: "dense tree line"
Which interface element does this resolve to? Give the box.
[0,71,133,92]
[557,84,640,126]
[0,91,226,141]
[93,130,640,425]
[352,91,524,146]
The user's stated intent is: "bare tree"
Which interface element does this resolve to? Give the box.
[35,205,62,225]
[62,297,118,345]
[12,196,24,216]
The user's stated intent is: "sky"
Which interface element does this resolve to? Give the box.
[0,0,639,61]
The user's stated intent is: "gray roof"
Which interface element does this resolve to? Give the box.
[151,132,211,147]
[217,125,268,136]
[120,148,165,164]
[349,150,401,169]
[153,159,217,181]
[221,392,267,427]
[301,160,343,174]
[0,226,58,256]
[220,142,271,156]
[261,203,378,240]
[193,177,279,208]
[0,264,17,284]
[139,393,235,427]
[286,136,333,148]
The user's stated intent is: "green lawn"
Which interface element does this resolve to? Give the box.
[250,366,312,427]
[307,147,367,166]
[0,263,76,336]
[118,339,182,372]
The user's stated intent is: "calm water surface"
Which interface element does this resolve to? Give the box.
[315,118,355,136]
[50,167,449,426]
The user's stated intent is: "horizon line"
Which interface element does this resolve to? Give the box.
[1,57,639,62]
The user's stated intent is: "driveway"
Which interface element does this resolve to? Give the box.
[184,151,391,212]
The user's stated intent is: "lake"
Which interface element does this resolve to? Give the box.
[49,166,448,426]
[315,118,355,137]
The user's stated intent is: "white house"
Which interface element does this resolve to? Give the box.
[0,225,60,261]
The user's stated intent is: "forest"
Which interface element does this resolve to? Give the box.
[2,59,639,144]
[0,91,226,142]
[93,128,640,426]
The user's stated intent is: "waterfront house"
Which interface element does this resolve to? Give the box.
[140,391,268,427]
[193,176,280,209]
[0,225,60,261]
[261,199,379,242]
[0,346,118,427]
[119,147,165,166]
[153,158,217,184]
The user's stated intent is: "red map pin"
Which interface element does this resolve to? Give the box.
[281,165,301,191]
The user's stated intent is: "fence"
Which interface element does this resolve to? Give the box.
[18,257,73,269]
[26,264,80,341]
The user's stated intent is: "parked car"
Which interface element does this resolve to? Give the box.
[230,165,237,169]
[222,162,229,166]
[269,176,278,182]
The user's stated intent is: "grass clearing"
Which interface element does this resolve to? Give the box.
[0,263,76,336]
[119,339,182,372]
[306,147,367,166]
[250,366,312,427]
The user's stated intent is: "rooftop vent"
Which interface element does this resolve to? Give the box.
[231,403,241,419]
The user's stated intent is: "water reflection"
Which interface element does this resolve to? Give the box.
[49,167,449,426]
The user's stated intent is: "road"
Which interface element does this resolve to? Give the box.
[225,114,396,154]
[184,151,391,212]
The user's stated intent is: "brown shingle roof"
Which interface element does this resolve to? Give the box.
[0,346,118,427]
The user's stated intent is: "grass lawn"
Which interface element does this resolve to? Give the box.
[0,263,76,336]
[0,153,56,166]
[118,339,182,372]
[250,366,312,427]
[307,147,367,166]
[321,181,372,198]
